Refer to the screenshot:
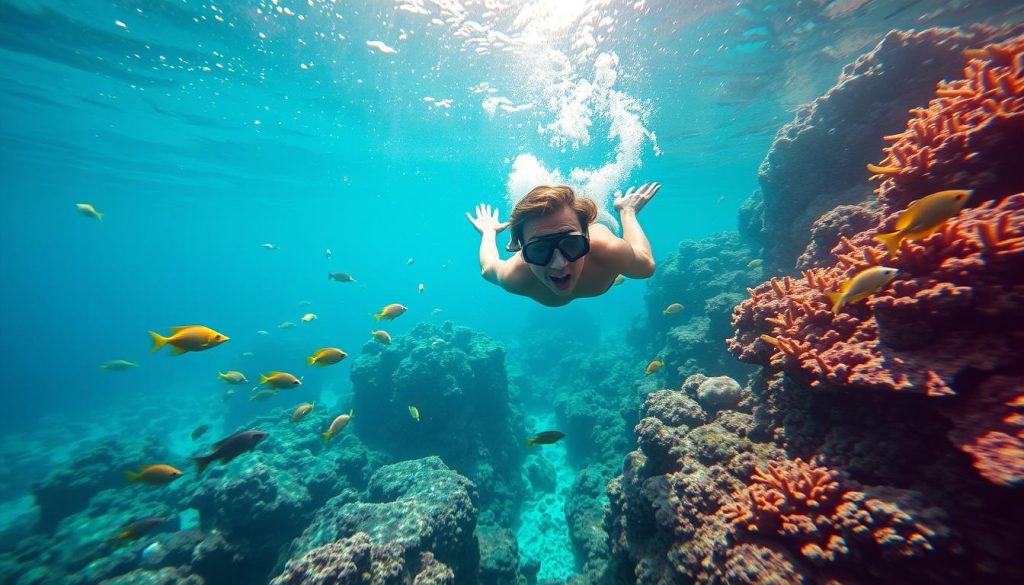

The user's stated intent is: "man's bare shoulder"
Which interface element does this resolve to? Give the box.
[587,222,629,260]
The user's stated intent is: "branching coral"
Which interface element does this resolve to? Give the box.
[869,34,1024,214]
[720,458,946,566]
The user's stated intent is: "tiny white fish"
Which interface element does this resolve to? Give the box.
[261,243,279,251]
[325,248,333,259]
[301,313,317,323]
[278,321,296,329]
[256,330,269,336]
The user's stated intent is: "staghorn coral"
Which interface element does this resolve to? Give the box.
[870,32,1024,214]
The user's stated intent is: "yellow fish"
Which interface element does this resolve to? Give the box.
[307,348,348,367]
[663,303,684,315]
[613,275,626,286]
[418,283,425,294]
[260,371,301,389]
[873,189,971,256]
[747,259,763,269]
[126,464,183,485]
[408,405,420,422]
[826,266,899,314]
[76,203,104,220]
[149,326,229,355]
[250,389,277,401]
[374,304,407,321]
[301,313,318,323]
[291,402,315,422]
[645,359,664,375]
[322,410,353,442]
[218,371,248,384]
[371,330,392,345]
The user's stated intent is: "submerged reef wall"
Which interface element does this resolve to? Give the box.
[745,25,1022,271]
[607,27,1024,585]
[632,232,760,383]
[350,322,526,527]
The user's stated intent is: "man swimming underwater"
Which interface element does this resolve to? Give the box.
[466,182,660,307]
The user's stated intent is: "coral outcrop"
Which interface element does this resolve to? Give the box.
[746,26,1021,270]
[279,457,481,584]
[606,377,960,584]
[634,232,759,382]
[350,322,524,526]
[729,30,1024,487]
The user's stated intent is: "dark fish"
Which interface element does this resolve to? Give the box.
[328,272,356,282]
[527,430,565,447]
[193,430,267,474]
[109,516,167,547]
[191,424,210,441]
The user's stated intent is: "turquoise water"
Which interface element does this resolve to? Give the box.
[1,0,1018,582]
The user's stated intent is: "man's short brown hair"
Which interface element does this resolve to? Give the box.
[507,185,597,251]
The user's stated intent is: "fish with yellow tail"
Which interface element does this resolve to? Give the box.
[645,359,664,375]
[291,402,315,422]
[76,203,104,220]
[527,430,565,447]
[408,405,420,422]
[307,348,347,367]
[826,266,899,314]
[371,330,392,345]
[260,371,301,389]
[613,275,626,286]
[663,303,684,315]
[374,303,407,321]
[126,464,183,485]
[873,189,971,256]
[149,326,229,355]
[218,371,248,384]
[322,410,353,443]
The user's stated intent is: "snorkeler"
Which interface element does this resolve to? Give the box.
[466,183,660,307]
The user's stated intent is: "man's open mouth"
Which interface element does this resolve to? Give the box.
[551,274,572,290]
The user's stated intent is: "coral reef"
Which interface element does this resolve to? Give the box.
[31,437,167,532]
[350,322,525,526]
[871,32,1024,214]
[280,456,482,584]
[633,232,759,382]
[605,376,964,584]
[746,26,1020,270]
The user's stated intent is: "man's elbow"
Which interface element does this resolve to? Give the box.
[636,257,656,279]
[481,266,499,285]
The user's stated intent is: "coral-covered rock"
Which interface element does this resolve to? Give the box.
[871,31,1024,215]
[607,377,959,584]
[750,26,1019,270]
[695,375,744,414]
[31,437,167,531]
[283,457,480,583]
[351,322,524,526]
[635,232,759,382]
[98,567,203,585]
[796,202,881,269]
[476,524,522,585]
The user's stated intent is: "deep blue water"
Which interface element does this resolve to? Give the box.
[1,0,1018,576]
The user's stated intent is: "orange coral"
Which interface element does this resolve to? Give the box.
[720,458,945,565]
[870,36,1024,215]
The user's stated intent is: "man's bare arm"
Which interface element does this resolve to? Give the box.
[609,182,660,278]
[467,203,517,287]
